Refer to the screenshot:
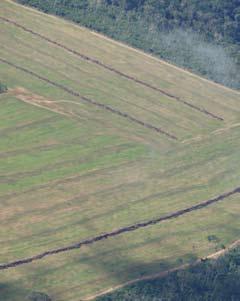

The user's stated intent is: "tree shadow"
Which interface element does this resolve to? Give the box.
[0,282,29,301]
[0,226,200,301]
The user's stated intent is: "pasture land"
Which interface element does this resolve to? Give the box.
[0,0,239,300]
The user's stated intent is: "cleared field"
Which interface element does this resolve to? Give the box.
[0,0,239,300]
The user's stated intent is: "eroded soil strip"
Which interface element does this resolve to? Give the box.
[0,16,223,121]
[0,186,239,270]
[0,57,177,140]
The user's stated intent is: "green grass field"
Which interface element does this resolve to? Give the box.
[0,1,240,300]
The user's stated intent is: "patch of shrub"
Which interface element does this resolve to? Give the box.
[27,292,52,301]
[207,235,220,243]
[0,82,7,93]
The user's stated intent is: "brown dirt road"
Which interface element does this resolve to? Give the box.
[83,239,240,300]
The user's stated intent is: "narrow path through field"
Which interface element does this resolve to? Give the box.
[0,186,239,271]
[0,16,223,121]
[83,239,240,300]
[0,57,177,140]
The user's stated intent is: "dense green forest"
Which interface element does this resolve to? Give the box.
[96,246,240,301]
[16,0,240,89]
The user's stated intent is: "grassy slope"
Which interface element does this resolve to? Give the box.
[0,0,239,300]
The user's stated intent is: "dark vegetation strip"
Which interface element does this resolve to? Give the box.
[0,143,60,159]
[0,187,239,270]
[0,16,223,121]
[0,143,130,183]
[0,57,177,140]
[0,161,132,202]
[0,135,94,159]
[0,116,57,135]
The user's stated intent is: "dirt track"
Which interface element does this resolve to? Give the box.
[84,239,240,300]
[0,186,239,270]
[0,16,223,121]
[0,57,177,140]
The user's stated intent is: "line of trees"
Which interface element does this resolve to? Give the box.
[16,0,240,89]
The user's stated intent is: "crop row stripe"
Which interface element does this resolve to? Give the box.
[0,186,239,270]
[0,57,177,140]
[0,16,223,121]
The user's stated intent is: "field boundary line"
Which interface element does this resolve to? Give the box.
[83,239,240,300]
[0,16,223,121]
[0,187,239,271]
[0,57,177,140]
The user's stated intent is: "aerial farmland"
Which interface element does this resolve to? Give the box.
[0,0,239,300]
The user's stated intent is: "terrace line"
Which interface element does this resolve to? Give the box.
[0,16,223,122]
[0,186,239,270]
[0,57,177,140]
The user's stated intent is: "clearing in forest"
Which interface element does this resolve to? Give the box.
[0,1,239,300]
